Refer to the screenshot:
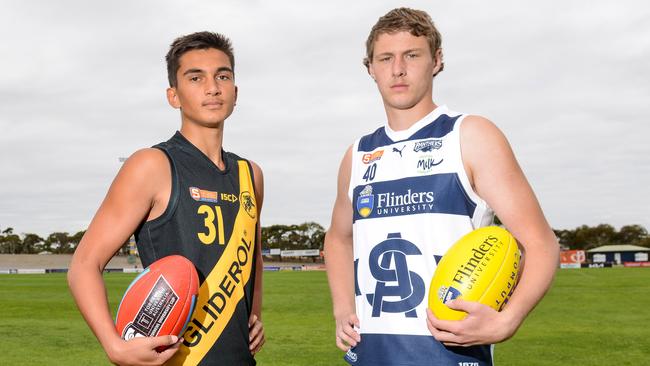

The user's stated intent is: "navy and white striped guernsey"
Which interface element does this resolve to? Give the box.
[346,105,495,366]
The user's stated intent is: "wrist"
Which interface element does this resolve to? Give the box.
[103,336,126,364]
[498,307,526,341]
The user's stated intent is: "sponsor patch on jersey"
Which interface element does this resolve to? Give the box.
[240,191,257,219]
[189,187,219,203]
[362,150,384,164]
[356,185,374,218]
[413,139,442,153]
[351,174,477,222]
[416,155,444,173]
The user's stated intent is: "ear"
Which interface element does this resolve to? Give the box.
[432,48,443,76]
[166,87,181,109]
[367,61,377,82]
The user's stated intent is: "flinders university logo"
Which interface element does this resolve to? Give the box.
[356,185,374,218]
[366,233,425,318]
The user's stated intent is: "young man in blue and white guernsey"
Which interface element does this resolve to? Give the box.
[325,8,560,366]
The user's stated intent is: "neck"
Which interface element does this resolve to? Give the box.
[385,99,437,132]
[180,119,225,169]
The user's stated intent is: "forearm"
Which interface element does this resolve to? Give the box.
[324,234,356,317]
[502,235,559,327]
[68,258,122,359]
[252,243,263,319]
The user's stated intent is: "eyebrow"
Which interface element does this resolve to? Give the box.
[376,48,425,57]
[182,66,234,76]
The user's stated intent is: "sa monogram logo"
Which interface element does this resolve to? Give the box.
[366,233,425,317]
[240,191,256,219]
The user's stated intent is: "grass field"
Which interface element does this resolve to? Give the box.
[0,268,649,365]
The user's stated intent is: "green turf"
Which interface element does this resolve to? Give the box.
[0,268,648,365]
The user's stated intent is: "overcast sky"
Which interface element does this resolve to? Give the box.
[1,0,649,237]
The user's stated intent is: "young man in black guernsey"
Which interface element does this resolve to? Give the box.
[69,32,265,366]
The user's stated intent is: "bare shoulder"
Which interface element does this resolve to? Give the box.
[459,115,517,189]
[111,148,170,204]
[460,115,507,144]
[248,160,264,183]
[123,148,169,173]
[248,160,264,208]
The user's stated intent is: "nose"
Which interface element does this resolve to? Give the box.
[392,57,406,78]
[206,78,221,96]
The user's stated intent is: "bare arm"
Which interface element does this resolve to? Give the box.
[324,146,360,351]
[68,149,180,365]
[248,161,265,354]
[427,116,559,346]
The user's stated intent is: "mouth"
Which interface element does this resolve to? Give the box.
[390,83,408,91]
[202,100,224,109]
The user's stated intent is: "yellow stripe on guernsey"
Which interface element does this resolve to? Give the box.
[169,160,257,365]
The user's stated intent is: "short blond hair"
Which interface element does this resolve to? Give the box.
[364,8,444,76]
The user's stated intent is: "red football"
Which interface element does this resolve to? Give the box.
[115,255,199,342]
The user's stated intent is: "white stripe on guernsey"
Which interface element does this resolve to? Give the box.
[383,105,456,142]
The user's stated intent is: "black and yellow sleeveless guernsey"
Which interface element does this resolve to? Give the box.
[135,131,258,366]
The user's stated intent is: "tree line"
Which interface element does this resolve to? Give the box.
[1,223,648,255]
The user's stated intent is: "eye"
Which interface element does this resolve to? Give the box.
[217,74,232,81]
[189,76,201,82]
[406,53,419,59]
[378,56,391,62]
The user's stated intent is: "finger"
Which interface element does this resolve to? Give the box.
[445,299,480,313]
[337,327,359,348]
[250,333,265,353]
[248,314,258,327]
[249,320,263,340]
[151,335,179,348]
[350,314,360,328]
[157,340,181,362]
[249,325,264,349]
[343,318,361,342]
[335,336,351,351]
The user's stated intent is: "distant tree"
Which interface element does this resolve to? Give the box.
[46,232,73,254]
[615,225,648,245]
[0,228,22,254]
[69,230,86,252]
[261,222,326,250]
[22,233,44,254]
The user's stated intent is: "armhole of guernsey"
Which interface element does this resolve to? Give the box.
[142,146,181,229]
[347,139,362,202]
[454,116,493,227]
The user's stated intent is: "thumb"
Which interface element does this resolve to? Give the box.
[349,313,360,328]
[446,298,477,313]
[152,334,179,348]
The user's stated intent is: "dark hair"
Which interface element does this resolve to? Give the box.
[364,8,444,76]
[165,31,235,87]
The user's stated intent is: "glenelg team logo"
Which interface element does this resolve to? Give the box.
[356,185,374,218]
[240,191,256,219]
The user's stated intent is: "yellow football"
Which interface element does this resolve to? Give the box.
[428,226,521,320]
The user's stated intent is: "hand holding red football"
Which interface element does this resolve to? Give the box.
[106,334,181,366]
